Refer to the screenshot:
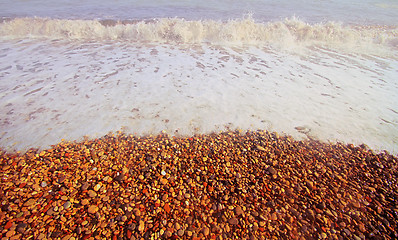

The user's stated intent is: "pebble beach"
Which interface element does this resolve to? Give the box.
[1,130,397,239]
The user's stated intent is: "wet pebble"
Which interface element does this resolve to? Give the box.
[228,217,239,225]
[81,182,89,191]
[235,206,244,216]
[268,166,277,175]
[63,201,71,209]
[88,205,98,214]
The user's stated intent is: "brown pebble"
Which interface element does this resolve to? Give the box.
[271,212,278,221]
[306,180,314,189]
[202,226,210,236]
[63,201,72,209]
[88,205,98,214]
[228,217,239,225]
[88,190,97,198]
[81,182,89,191]
[175,222,181,230]
[177,229,184,236]
[23,198,36,207]
[160,178,168,185]
[138,220,145,232]
[268,166,277,175]
[358,223,366,232]
[133,208,141,216]
[16,223,27,233]
[6,230,15,238]
[235,206,244,216]
[164,230,172,238]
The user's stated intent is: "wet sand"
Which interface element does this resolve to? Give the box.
[0,130,397,239]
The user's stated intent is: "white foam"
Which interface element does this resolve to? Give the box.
[0,39,397,154]
[0,17,397,57]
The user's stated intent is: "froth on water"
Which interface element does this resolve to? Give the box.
[0,17,397,57]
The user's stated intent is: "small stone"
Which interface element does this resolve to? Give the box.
[6,230,15,238]
[234,206,244,216]
[81,199,89,205]
[5,220,13,229]
[47,207,56,216]
[353,235,361,240]
[162,193,168,201]
[256,145,266,151]
[37,233,46,239]
[138,220,145,232]
[16,223,27,233]
[177,229,184,237]
[268,166,276,175]
[51,231,62,238]
[58,175,66,183]
[253,222,259,231]
[202,226,210,236]
[316,202,326,210]
[306,209,315,221]
[88,205,99,214]
[160,178,168,185]
[161,170,167,176]
[376,206,382,214]
[133,208,141,216]
[94,183,101,191]
[128,223,136,231]
[358,223,366,232]
[24,198,36,207]
[251,211,259,217]
[62,235,72,240]
[164,230,172,238]
[228,217,239,225]
[164,203,171,213]
[271,212,278,221]
[175,222,181,230]
[64,201,72,209]
[343,228,351,236]
[225,224,231,232]
[88,190,97,198]
[306,180,314,190]
[352,201,360,208]
[115,173,124,182]
[340,222,346,228]
[81,182,90,191]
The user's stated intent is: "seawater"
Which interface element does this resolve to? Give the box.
[0,0,397,154]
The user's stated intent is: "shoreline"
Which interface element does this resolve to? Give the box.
[2,129,397,157]
[1,130,397,239]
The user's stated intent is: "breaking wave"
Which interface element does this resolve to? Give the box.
[1,17,397,54]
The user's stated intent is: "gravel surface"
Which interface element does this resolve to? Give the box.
[1,130,397,239]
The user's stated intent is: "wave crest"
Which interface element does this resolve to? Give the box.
[1,17,397,53]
